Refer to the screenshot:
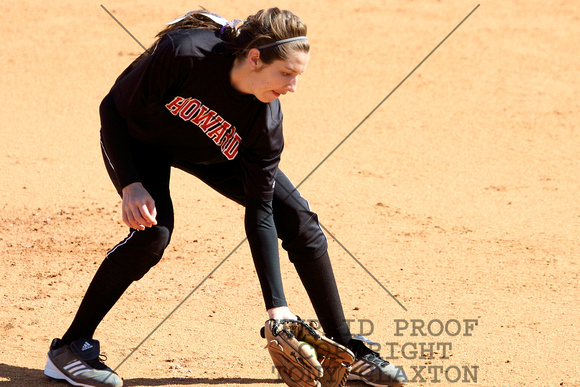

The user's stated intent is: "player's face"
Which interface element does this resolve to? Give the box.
[252,50,310,103]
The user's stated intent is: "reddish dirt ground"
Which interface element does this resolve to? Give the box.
[1,1,578,386]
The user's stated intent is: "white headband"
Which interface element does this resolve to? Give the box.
[255,36,308,50]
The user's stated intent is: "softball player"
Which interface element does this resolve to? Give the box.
[44,8,407,387]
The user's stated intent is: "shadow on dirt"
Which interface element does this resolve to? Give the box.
[0,363,283,386]
[125,377,281,385]
[0,363,50,386]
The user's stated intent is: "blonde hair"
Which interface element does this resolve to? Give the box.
[138,7,309,64]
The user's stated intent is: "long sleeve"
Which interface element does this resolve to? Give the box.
[99,93,140,189]
[100,35,189,188]
[245,198,286,309]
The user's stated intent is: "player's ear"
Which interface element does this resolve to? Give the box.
[247,48,263,70]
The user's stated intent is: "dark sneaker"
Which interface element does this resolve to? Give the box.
[347,337,407,386]
[44,338,123,387]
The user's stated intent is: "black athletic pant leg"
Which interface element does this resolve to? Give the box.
[270,171,352,344]
[62,136,174,345]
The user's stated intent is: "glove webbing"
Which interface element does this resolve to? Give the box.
[271,319,322,340]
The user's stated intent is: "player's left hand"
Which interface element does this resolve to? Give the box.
[268,306,298,320]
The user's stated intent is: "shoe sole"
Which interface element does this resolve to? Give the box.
[44,354,93,387]
[349,373,403,387]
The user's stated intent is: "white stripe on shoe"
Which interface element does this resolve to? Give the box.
[64,360,91,376]
[69,365,89,375]
[352,361,374,375]
[63,360,82,370]
[44,355,91,387]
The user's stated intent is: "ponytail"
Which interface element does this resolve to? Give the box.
[135,8,309,65]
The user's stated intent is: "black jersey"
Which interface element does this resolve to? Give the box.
[100,29,289,308]
[107,29,284,201]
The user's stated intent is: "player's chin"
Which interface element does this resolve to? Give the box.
[258,91,282,103]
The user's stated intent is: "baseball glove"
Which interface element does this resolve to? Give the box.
[261,318,355,387]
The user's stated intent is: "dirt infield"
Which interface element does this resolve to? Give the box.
[1,1,578,386]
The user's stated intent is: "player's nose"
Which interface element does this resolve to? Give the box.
[285,76,298,93]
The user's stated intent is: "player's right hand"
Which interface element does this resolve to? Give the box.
[121,182,158,230]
